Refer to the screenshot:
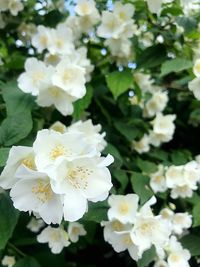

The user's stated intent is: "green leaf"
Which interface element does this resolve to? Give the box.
[73,85,93,120]
[114,121,141,141]
[131,172,153,205]
[137,246,156,267]
[103,143,123,168]
[106,69,133,99]
[160,58,193,76]
[181,234,200,256]
[0,111,33,146]
[112,169,129,193]
[176,16,197,34]
[1,81,35,116]
[137,44,167,69]
[192,202,200,227]
[13,257,41,267]
[0,147,10,167]
[83,201,108,223]
[136,158,157,174]
[171,150,192,165]
[0,193,19,250]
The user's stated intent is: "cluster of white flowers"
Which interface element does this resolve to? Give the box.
[97,2,137,65]
[102,194,192,266]
[188,58,200,100]
[0,120,113,224]
[0,0,23,16]
[133,112,176,154]
[18,10,94,116]
[145,0,174,16]
[150,160,200,199]
[37,222,86,254]
[131,72,175,154]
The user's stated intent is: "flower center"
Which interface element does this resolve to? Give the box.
[21,156,36,170]
[67,166,93,189]
[118,201,130,215]
[50,144,66,160]
[111,220,124,232]
[32,180,53,203]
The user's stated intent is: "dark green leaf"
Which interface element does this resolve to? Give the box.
[0,147,10,167]
[106,69,133,99]
[0,193,19,250]
[112,169,129,193]
[73,85,93,120]
[103,143,123,168]
[137,246,156,267]
[13,257,41,267]
[131,172,154,205]
[1,81,35,116]
[181,234,200,256]
[136,158,157,174]
[0,111,33,146]
[192,202,200,227]
[160,58,193,76]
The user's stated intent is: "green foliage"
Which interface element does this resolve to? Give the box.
[131,172,154,205]
[13,257,41,267]
[160,58,193,76]
[0,193,19,250]
[137,246,156,267]
[106,69,133,99]
[0,148,10,167]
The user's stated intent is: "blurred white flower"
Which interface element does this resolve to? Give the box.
[8,0,23,16]
[193,58,200,77]
[150,165,167,193]
[68,222,86,242]
[32,25,52,53]
[67,120,107,153]
[0,146,35,190]
[172,213,192,235]
[132,134,151,154]
[188,77,200,100]
[27,217,45,233]
[107,194,139,224]
[50,121,67,134]
[2,256,15,267]
[37,226,70,254]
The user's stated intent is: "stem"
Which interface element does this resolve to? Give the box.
[8,242,27,257]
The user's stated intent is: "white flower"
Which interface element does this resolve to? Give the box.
[172,212,192,235]
[146,0,163,15]
[102,220,139,260]
[132,134,150,154]
[52,57,86,99]
[153,260,169,267]
[36,85,75,116]
[67,120,107,152]
[131,197,171,258]
[183,161,200,190]
[165,165,185,189]
[97,11,124,39]
[62,16,82,41]
[107,194,139,224]
[0,146,35,189]
[143,91,168,118]
[2,256,16,267]
[49,155,113,221]
[27,217,45,233]
[113,2,135,22]
[151,113,176,137]
[150,165,167,193]
[68,222,86,242]
[75,0,100,32]
[10,167,63,224]
[166,236,191,267]
[134,72,155,93]
[193,58,200,77]
[18,58,54,96]
[160,208,174,221]
[188,77,200,100]
[32,25,52,53]
[37,226,70,254]
[47,24,74,55]
[171,185,193,199]
[8,0,23,16]
[33,129,96,173]
[50,121,67,134]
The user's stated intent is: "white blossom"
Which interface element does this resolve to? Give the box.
[150,165,167,193]
[27,217,45,233]
[68,222,86,242]
[37,226,70,254]
[132,134,151,154]
[107,194,139,224]
[2,256,16,267]
[188,77,200,100]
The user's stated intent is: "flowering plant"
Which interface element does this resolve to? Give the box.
[0,0,200,266]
